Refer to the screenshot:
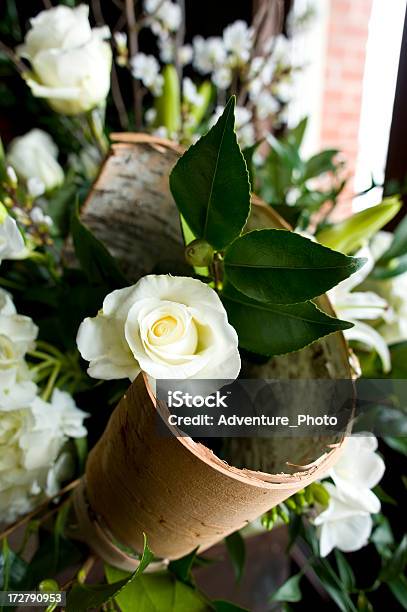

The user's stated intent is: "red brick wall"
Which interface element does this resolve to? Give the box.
[320,0,373,210]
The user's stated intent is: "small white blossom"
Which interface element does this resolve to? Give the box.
[156,1,181,32]
[183,78,203,106]
[158,36,175,63]
[6,166,17,186]
[145,108,157,125]
[255,90,279,120]
[178,44,193,66]
[212,67,232,90]
[223,20,253,64]
[130,53,163,95]
[192,36,226,74]
[27,177,45,198]
[30,206,53,228]
[114,31,127,50]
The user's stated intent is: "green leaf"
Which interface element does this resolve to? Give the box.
[170,97,251,250]
[22,534,82,590]
[379,535,407,583]
[388,575,407,609]
[71,205,128,289]
[285,117,308,149]
[225,531,246,583]
[270,573,302,603]
[185,81,213,134]
[66,534,153,612]
[334,550,355,590]
[105,569,210,612]
[212,600,249,612]
[316,197,402,254]
[384,436,407,457]
[302,149,339,181]
[311,562,357,612]
[372,253,407,279]
[168,548,198,584]
[378,214,407,262]
[371,516,394,557]
[155,64,181,133]
[224,229,365,304]
[222,283,352,356]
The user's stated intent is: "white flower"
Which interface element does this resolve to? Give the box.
[156,1,181,32]
[183,78,203,106]
[0,387,87,523]
[315,434,384,557]
[145,108,157,125]
[30,206,53,228]
[130,53,163,95]
[329,246,391,372]
[6,167,17,186]
[223,20,253,64]
[192,36,226,74]
[18,5,112,115]
[77,275,241,382]
[0,289,38,389]
[255,90,279,120]
[158,37,175,63]
[178,44,193,66]
[314,483,375,557]
[114,32,127,51]
[212,67,232,90]
[27,178,45,198]
[0,208,25,264]
[8,129,64,192]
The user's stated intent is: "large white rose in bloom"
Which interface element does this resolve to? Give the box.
[315,435,385,557]
[0,208,25,263]
[7,129,64,192]
[17,5,112,115]
[77,275,241,382]
[0,388,87,524]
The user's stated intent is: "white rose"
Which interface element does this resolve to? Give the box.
[0,296,38,389]
[0,207,25,263]
[0,388,87,524]
[18,5,112,115]
[77,275,241,382]
[7,129,64,191]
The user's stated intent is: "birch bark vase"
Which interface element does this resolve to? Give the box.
[72,134,356,569]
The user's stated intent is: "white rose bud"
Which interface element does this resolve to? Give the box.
[17,5,112,115]
[77,275,241,382]
[7,129,64,192]
[0,205,26,263]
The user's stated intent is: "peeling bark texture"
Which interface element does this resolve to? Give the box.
[79,134,354,474]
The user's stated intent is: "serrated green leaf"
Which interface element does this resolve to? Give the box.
[225,531,245,583]
[316,197,402,254]
[105,568,210,612]
[224,229,365,304]
[222,283,352,356]
[170,97,250,250]
[270,573,302,603]
[71,205,128,289]
[66,534,153,612]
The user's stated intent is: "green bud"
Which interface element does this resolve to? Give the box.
[309,482,330,507]
[39,579,59,592]
[185,239,214,267]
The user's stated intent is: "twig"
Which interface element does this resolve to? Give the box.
[174,0,186,79]
[0,479,80,541]
[125,0,143,129]
[91,0,105,26]
[61,554,97,592]
[42,0,53,8]
[111,62,129,129]
[0,40,27,74]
